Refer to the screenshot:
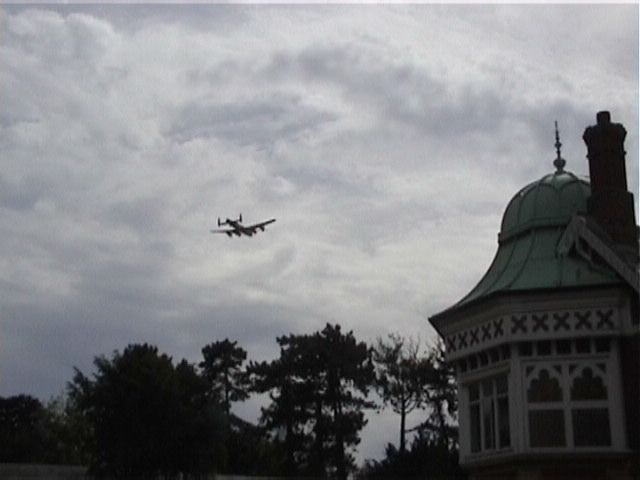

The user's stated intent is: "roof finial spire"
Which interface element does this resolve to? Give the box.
[553,120,566,173]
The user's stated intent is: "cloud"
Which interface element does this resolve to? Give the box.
[169,94,338,148]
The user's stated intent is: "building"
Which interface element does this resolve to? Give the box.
[429,112,639,480]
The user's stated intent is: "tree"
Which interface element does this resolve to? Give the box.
[359,435,466,479]
[252,324,375,479]
[42,393,92,465]
[200,339,249,423]
[317,324,375,479]
[0,393,92,465]
[362,339,462,479]
[372,334,425,455]
[415,339,458,449]
[248,348,312,476]
[69,343,225,478]
[0,395,48,463]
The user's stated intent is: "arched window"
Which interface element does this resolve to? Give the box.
[528,369,562,402]
[525,362,612,449]
[526,367,565,447]
[571,367,607,401]
[570,367,610,446]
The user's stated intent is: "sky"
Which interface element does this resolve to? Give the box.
[1,3,638,463]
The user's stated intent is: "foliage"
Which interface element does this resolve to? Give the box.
[225,414,286,476]
[359,435,466,480]
[250,323,375,479]
[0,394,48,463]
[362,338,462,479]
[0,393,87,465]
[248,345,312,476]
[69,343,225,478]
[372,334,426,454]
[4,331,461,478]
[42,393,92,465]
[414,339,458,449]
[200,339,249,420]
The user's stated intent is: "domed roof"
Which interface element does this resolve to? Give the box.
[450,168,621,310]
[499,171,591,243]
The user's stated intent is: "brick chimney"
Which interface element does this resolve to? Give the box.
[583,111,638,256]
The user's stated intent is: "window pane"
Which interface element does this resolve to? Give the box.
[529,410,565,447]
[556,339,571,354]
[537,341,551,356]
[594,338,610,353]
[528,369,562,402]
[459,359,467,373]
[470,404,481,453]
[482,379,493,398]
[498,396,510,448]
[519,342,532,356]
[496,375,508,394]
[490,348,500,363]
[501,345,511,360]
[483,398,495,450]
[479,352,488,366]
[571,368,607,400]
[469,384,479,402]
[469,356,478,370]
[576,338,591,354]
[572,408,611,446]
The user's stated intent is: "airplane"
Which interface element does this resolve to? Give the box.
[210,214,276,237]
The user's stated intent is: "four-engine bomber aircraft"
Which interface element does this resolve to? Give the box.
[211,214,276,237]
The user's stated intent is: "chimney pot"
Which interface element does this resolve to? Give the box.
[597,111,611,125]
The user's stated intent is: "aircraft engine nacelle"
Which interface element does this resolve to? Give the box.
[226,232,232,238]
[259,226,265,231]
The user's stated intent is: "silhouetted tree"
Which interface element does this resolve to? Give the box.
[0,395,48,463]
[359,435,465,479]
[225,414,286,476]
[69,343,225,478]
[415,340,458,449]
[249,348,311,476]
[42,393,92,465]
[372,334,425,455]
[0,393,92,465]
[200,339,249,422]
[317,324,375,479]
[253,324,374,479]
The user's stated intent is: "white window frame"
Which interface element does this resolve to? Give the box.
[523,357,615,451]
[466,373,511,455]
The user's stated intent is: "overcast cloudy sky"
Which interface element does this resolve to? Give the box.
[1,3,638,462]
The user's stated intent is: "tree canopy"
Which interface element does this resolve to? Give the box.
[68,343,225,478]
[250,323,375,479]
[4,329,461,478]
[373,334,426,454]
[200,339,249,421]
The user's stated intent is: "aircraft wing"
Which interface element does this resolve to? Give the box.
[210,228,238,237]
[245,218,276,233]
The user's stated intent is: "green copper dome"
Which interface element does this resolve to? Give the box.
[454,169,621,309]
[499,171,590,243]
